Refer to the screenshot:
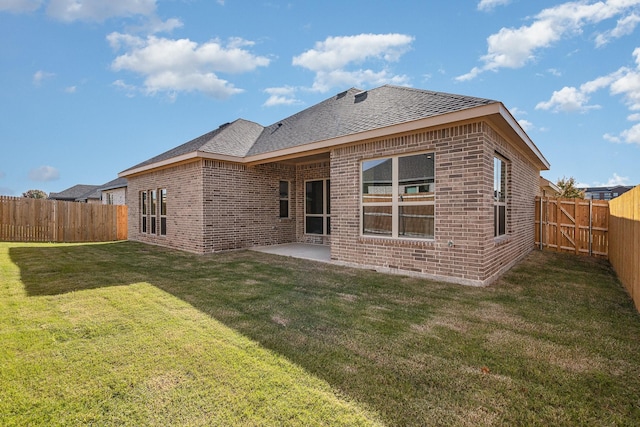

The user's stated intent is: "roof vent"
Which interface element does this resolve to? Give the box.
[354,90,368,103]
[218,122,231,129]
[336,90,348,99]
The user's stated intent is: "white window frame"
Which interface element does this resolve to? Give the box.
[361,152,435,240]
[159,188,167,236]
[494,154,508,237]
[304,178,330,236]
[279,180,290,219]
[141,188,167,236]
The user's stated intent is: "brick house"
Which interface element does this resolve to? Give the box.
[119,85,549,286]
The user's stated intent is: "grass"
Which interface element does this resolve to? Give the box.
[1,241,640,426]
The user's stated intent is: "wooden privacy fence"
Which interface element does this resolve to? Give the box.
[0,196,127,243]
[535,197,609,258]
[608,185,640,312]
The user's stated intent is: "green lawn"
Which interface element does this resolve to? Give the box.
[1,241,639,426]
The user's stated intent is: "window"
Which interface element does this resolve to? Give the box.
[141,191,147,233]
[106,193,114,205]
[305,179,330,235]
[362,153,435,239]
[150,190,157,234]
[160,189,167,236]
[140,188,167,236]
[279,181,290,218]
[494,156,507,237]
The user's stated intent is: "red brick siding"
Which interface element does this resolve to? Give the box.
[202,160,296,251]
[482,125,539,282]
[330,121,539,286]
[128,161,206,253]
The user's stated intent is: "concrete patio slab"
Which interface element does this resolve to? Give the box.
[250,243,331,263]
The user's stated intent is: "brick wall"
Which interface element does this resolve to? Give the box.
[330,121,539,286]
[129,160,297,254]
[202,160,296,252]
[101,187,126,206]
[127,161,206,253]
[482,125,539,283]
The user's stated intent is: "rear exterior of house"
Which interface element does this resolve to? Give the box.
[121,85,549,286]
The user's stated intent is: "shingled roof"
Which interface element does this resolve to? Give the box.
[249,86,496,156]
[121,85,509,175]
[125,119,264,172]
[49,184,101,201]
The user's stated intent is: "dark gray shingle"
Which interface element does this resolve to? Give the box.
[123,85,497,172]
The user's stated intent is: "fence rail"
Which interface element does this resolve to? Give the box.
[608,185,640,312]
[535,197,609,258]
[0,196,127,243]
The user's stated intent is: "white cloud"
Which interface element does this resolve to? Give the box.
[28,165,60,182]
[517,119,534,132]
[620,122,640,143]
[33,70,55,85]
[108,33,270,99]
[535,86,599,112]
[596,173,631,186]
[537,49,640,114]
[310,69,410,93]
[539,48,640,142]
[263,86,301,107]
[46,0,156,22]
[458,0,640,80]
[603,132,621,142]
[477,0,511,12]
[595,13,640,46]
[65,85,76,93]
[0,0,43,12]
[293,33,414,92]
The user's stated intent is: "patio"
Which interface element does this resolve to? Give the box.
[250,243,331,263]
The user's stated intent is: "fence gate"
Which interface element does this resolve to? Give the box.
[535,197,609,258]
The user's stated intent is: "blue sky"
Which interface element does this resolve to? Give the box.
[1,0,639,196]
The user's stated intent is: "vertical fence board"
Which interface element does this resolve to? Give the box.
[609,185,640,313]
[535,196,609,258]
[0,196,127,243]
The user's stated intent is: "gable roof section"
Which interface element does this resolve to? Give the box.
[99,177,128,191]
[249,86,496,156]
[49,184,101,201]
[121,85,549,177]
[124,119,263,173]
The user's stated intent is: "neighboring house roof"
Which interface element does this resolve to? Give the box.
[49,184,101,201]
[99,177,128,191]
[76,188,102,202]
[581,185,634,193]
[120,85,550,177]
[539,177,561,195]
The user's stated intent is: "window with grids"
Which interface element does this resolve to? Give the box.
[140,188,167,236]
[494,155,507,237]
[362,153,435,239]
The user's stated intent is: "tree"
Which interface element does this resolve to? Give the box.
[22,189,47,199]
[556,176,585,199]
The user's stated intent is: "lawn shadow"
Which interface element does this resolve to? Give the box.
[10,242,160,296]
[9,241,640,427]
